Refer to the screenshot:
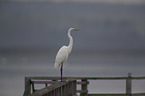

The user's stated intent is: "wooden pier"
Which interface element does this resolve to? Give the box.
[23,74,145,96]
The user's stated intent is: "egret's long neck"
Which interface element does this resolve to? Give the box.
[67,29,73,54]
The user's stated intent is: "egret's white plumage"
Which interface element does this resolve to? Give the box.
[54,28,78,81]
[54,46,68,69]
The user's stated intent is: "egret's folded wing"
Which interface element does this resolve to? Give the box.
[54,46,68,69]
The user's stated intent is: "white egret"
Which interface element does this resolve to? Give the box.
[54,28,78,81]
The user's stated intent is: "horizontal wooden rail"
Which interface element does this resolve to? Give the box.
[26,76,145,80]
[77,90,88,93]
[31,81,59,84]
[77,81,89,85]
[88,93,145,96]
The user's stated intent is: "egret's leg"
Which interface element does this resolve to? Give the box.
[60,64,63,82]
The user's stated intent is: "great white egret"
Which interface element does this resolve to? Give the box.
[54,28,78,81]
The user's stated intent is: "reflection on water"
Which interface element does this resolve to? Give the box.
[0,52,145,96]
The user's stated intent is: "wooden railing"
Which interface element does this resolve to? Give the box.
[23,74,145,96]
[23,78,77,96]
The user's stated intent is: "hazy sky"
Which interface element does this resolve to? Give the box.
[0,1,145,52]
[2,0,145,4]
[52,0,145,4]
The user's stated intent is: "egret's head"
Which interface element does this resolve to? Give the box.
[69,28,79,31]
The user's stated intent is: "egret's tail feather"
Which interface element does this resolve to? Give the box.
[54,63,58,70]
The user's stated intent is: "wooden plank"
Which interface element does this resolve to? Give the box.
[81,79,88,96]
[131,77,145,79]
[126,78,132,94]
[32,82,35,93]
[88,94,145,96]
[132,94,145,96]
[28,79,76,96]
[73,80,77,96]
[23,78,31,96]
[77,81,89,85]
[77,90,88,93]
[88,94,127,96]
[30,82,66,96]
[126,73,132,95]
[26,76,145,80]
[31,81,59,84]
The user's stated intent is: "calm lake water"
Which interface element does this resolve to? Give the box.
[0,52,145,96]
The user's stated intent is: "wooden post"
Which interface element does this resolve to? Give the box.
[126,73,132,96]
[73,80,77,96]
[80,79,88,96]
[23,77,31,96]
[32,82,35,93]
[45,83,48,87]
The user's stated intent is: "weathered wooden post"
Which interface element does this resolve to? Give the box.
[32,82,35,93]
[73,80,77,96]
[23,77,31,96]
[126,73,132,96]
[80,79,88,96]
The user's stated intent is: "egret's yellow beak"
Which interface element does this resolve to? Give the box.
[73,29,79,31]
